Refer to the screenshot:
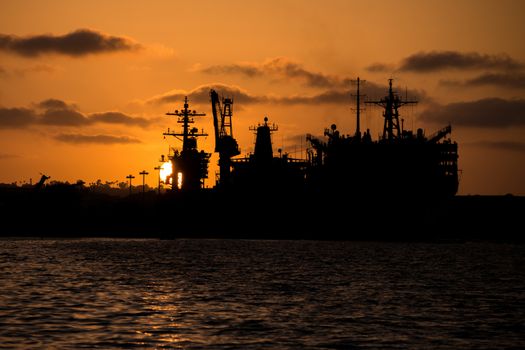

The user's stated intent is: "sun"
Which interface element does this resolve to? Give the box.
[159,161,172,183]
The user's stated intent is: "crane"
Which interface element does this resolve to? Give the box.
[210,89,240,187]
[427,125,452,144]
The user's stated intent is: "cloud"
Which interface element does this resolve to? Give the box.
[198,57,351,88]
[275,90,350,105]
[441,72,525,89]
[0,99,153,129]
[147,83,266,105]
[147,81,425,108]
[0,153,19,159]
[420,98,525,128]
[0,107,37,128]
[466,141,525,152]
[0,29,140,57]
[368,51,524,74]
[148,83,345,106]
[365,62,396,73]
[89,112,152,127]
[54,133,141,144]
[41,108,89,126]
[38,98,71,109]
[399,51,524,72]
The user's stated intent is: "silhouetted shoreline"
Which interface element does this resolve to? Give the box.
[1,185,523,242]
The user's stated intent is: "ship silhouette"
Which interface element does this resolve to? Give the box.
[1,78,523,241]
[163,78,458,201]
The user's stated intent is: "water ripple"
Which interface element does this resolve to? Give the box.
[0,239,524,349]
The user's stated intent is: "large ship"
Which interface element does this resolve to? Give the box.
[4,78,525,241]
[165,79,458,201]
[305,78,459,199]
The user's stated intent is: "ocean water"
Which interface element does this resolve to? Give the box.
[0,238,523,349]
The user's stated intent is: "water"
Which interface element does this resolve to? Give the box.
[0,238,524,349]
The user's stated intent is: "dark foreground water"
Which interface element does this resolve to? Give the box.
[0,239,524,349]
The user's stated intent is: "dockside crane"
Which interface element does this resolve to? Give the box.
[210,89,240,187]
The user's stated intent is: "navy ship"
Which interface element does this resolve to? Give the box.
[167,79,458,201]
[305,78,459,199]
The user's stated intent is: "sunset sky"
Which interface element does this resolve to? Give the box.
[1,0,524,195]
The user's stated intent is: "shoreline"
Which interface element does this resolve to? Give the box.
[1,189,523,241]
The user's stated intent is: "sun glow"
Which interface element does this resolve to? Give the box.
[159,162,172,183]
[177,172,183,190]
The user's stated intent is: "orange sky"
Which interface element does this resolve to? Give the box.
[1,0,524,194]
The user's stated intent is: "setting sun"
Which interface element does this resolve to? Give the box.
[159,161,172,184]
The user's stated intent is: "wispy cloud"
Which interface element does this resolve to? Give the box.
[147,82,424,107]
[198,57,350,88]
[89,112,152,127]
[441,72,525,89]
[0,153,19,159]
[0,107,37,128]
[54,133,141,144]
[0,99,154,129]
[400,51,523,72]
[147,83,265,105]
[365,62,396,73]
[367,50,524,73]
[420,98,525,128]
[0,29,141,57]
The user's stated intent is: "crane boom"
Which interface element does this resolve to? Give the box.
[210,89,221,152]
[428,125,452,144]
[209,89,240,187]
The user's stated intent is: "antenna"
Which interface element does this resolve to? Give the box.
[351,77,366,139]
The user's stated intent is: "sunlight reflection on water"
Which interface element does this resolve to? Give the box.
[0,238,524,349]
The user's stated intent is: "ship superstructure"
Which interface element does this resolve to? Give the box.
[306,78,459,198]
[163,96,210,191]
[227,117,308,192]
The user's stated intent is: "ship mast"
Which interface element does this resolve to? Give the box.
[351,77,366,140]
[163,96,210,191]
[366,79,417,142]
[164,96,208,151]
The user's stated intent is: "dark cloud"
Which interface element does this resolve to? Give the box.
[148,83,266,105]
[420,98,525,128]
[41,108,89,126]
[197,58,427,104]
[441,72,525,89]
[466,141,525,152]
[365,63,395,73]
[201,64,261,77]
[89,112,152,127]
[0,29,140,57]
[148,81,424,108]
[148,83,341,106]
[399,51,524,72]
[0,107,37,128]
[1,99,152,129]
[199,57,349,88]
[0,153,19,159]
[54,133,141,144]
[38,98,71,109]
